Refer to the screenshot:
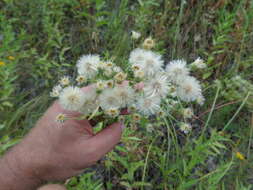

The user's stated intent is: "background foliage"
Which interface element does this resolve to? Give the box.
[0,0,252,189]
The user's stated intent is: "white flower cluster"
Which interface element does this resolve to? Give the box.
[165,59,205,104]
[50,45,205,125]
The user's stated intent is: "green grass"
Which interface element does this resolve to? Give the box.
[0,0,253,189]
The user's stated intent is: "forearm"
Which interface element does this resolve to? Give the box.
[0,148,42,190]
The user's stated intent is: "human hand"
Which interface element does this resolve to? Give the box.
[0,86,124,190]
[38,184,67,190]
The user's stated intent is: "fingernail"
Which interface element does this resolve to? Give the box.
[120,122,125,130]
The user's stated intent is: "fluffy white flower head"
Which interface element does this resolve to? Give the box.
[114,85,135,107]
[98,88,122,110]
[166,60,189,84]
[77,54,100,79]
[59,86,85,111]
[80,86,99,115]
[144,73,170,98]
[136,95,161,116]
[129,48,163,77]
[142,51,163,76]
[129,48,147,65]
[176,76,202,102]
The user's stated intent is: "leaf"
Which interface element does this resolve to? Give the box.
[124,136,142,141]
[202,71,212,80]
[120,181,131,188]
[0,124,5,130]
[178,179,199,189]
[132,181,152,187]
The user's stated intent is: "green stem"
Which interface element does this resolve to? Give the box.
[222,92,251,131]
[172,0,185,58]
[141,135,157,190]
[200,86,220,140]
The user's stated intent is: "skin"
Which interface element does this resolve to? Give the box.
[0,89,124,190]
[38,184,67,190]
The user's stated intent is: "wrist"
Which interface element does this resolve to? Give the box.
[0,146,43,190]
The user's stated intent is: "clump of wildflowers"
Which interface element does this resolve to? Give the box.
[50,37,205,133]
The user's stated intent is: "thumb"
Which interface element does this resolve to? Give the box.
[38,184,67,190]
[87,122,124,160]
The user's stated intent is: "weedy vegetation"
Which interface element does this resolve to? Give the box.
[0,0,253,189]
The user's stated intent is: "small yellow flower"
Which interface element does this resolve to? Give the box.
[7,56,15,60]
[96,81,105,90]
[128,105,136,113]
[236,152,245,160]
[106,108,119,117]
[114,72,127,82]
[169,85,176,93]
[106,80,114,88]
[157,111,165,117]
[60,76,70,86]
[132,65,141,71]
[132,113,141,122]
[56,113,66,123]
[118,115,125,123]
[0,61,6,66]
[50,90,60,97]
[106,62,113,68]
[143,37,155,49]
[218,131,226,136]
[76,75,86,84]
